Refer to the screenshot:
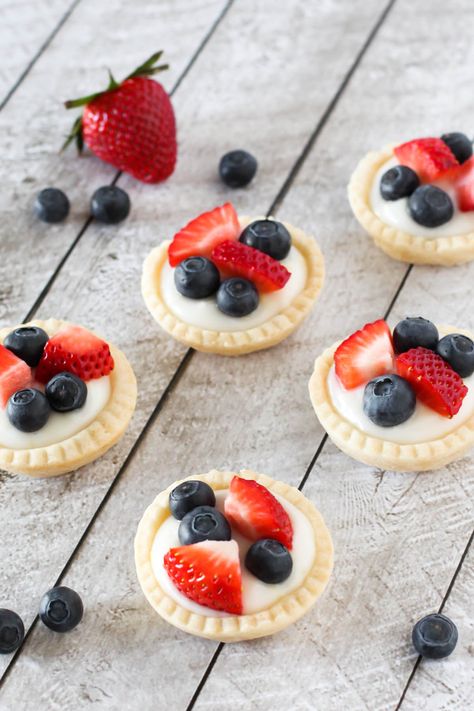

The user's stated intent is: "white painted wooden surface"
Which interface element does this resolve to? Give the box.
[0,0,473,709]
[0,0,389,678]
[0,0,75,104]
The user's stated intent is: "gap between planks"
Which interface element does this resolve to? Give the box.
[22,0,235,324]
[2,0,402,698]
[0,0,84,112]
[3,0,468,705]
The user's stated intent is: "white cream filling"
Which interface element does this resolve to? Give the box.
[370,156,474,238]
[0,376,111,449]
[327,365,474,444]
[151,489,315,617]
[160,245,307,332]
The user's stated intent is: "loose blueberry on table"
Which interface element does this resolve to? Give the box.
[166,202,293,319]
[379,132,474,226]
[219,149,258,188]
[91,185,131,224]
[0,609,25,654]
[334,316,473,428]
[412,613,458,659]
[163,475,295,615]
[0,324,114,436]
[39,586,84,633]
[34,188,70,223]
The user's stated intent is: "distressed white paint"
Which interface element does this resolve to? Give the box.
[0,0,473,708]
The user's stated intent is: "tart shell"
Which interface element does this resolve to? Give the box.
[0,319,137,478]
[141,217,324,356]
[348,146,474,266]
[309,325,474,472]
[134,469,334,642]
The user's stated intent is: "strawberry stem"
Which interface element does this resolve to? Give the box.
[62,50,169,153]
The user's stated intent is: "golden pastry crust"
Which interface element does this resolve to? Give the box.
[309,325,474,472]
[141,217,324,355]
[348,146,474,266]
[134,469,333,642]
[0,319,137,477]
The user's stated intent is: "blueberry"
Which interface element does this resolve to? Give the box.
[216,278,259,317]
[412,613,458,659]
[441,132,472,164]
[178,505,231,545]
[380,165,419,201]
[363,374,415,427]
[34,188,70,223]
[219,150,257,188]
[91,186,130,224]
[393,317,439,353]
[436,334,474,378]
[239,219,291,260]
[245,539,293,584]
[4,326,48,366]
[0,609,24,654]
[408,185,453,227]
[174,257,220,299]
[169,480,216,520]
[39,586,84,633]
[7,389,50,432]
[45,372,87,412]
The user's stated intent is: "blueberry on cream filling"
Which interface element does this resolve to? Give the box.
[154,476,320,616]
[165,203,300,325]
[373,132,474,236]
[330,317,474,442]
[0,324,114,444]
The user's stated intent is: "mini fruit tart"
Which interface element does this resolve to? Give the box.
[349,132,474,265]
[309,317,474,471]
[0,318,136,477]
[142,203,324,355]
[135,469,333,642]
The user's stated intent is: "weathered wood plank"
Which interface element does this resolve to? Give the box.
[0,0,229,676]
[0,0,228,329]
[0,0,76,104]
[0,0,392,699]
[398,542,473,711]
[187,0,474,705]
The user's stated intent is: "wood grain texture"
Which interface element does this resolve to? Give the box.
[0,0,229,677]
[0,0,227,329]
[0,0,75,103]
[1,0,473,709]
[399,543,474,711]
[0,0,396,703]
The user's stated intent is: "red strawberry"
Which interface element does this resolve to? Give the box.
[394,138,458,183]
[163,540,242,615]
[0,345,32,407]
[211,240,290,293]
[168,203,240,267]
[35,326,114,384]
[64,51,176,184]
[224,476,293,549]
[454,156,474,211]
[396,347,467,418]
[334,319,394,390]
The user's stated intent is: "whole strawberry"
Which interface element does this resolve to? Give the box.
[64,51,176,184]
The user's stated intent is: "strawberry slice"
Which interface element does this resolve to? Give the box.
[168,203,240,267]
[396,347,467,418]
[35,326,114,384]
[224,475,293,549]
[454,156,474,211]
[0,345,32,407]
[211,240,290,293]
[334,319,395,390]
[394,138,459,183]
[163,540,242,614]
